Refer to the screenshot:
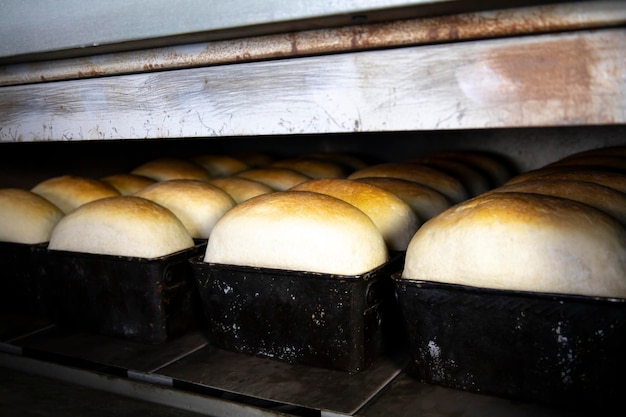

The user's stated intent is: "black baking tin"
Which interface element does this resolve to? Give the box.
[32,242,206,344]
[0,241,51,316]
[393,274,626,410]
[190,252,404,373]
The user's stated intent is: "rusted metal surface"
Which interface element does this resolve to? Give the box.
[1,28,624,142]
[1,1,624,87]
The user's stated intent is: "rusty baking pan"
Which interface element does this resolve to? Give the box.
[393,274,626,411]
[190,252,405,373]
[32,242,207,344]
[0,242,52,317]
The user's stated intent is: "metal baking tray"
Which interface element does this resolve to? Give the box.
[190,252,405,373]
[0,241,51,317]
[393,274,626,410]
[31,242,207,344]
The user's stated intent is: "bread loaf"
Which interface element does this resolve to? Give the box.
[131,157,211,181]
[504,166,626,193]
[230,152,275,168]
[204,191,388,275]
[402,192,626,298]
[208,176,274,203]
[354,177,451,221]
[101,173,156,195]
[0,188,64,244]
[546,155,626,172]
[48,196,194,258]
[493,179,626,226]
[31,175,121,214]
[135,179,236,239]
[236,167,311,191]
[291,178,420,251]
[271,157,347,179]
[422,150,514,186]
[347,162,469,203]
[191,154,249,177]
[415,158,491,196]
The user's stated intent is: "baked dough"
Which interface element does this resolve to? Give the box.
[208,176,274,203]
[504,166,626,193]
[347,162,469,203]
[204,191,388,275]
[230,152,275,168]
[31,175,121,214]
[402,192,626,298]
[135,179,236,239]
[416,158,491,196]
[546,155,626,172]
[191,154,249,177]
[291,178,420,251]
[271,157,347,178]
[421,150,514,186]
[493,179,626,226]
[48,195,195,258]
[354,177,451,221]
[131,157,212,181]
[101,173,156,195]
[236,167,311,191]
[0,188,64,244]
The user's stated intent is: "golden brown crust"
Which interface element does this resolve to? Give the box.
[271,157,347,179]
[135,179,235,239]
[48,195,194,258]
[547,155,626,172]
[208,176,274,203]
[492,179,626,226]
[31,175,121,214]
[0,188,65,244]
[416,158,492,196]
[230,152,275,168]
[354,177,451,220]
[236,167,311,191]
[421,150,514,186]
[504,166,626,193]
[101,173,156,195]
[291,178,420,251]
[190,154,249,177]
[131,157,211,181]
[347,162,469,203]
[402,192,626,298]
[204,191,388,275]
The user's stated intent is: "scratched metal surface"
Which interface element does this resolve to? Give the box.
[1,1,624,87]
[1,28,624,142]
[0,0,565,63]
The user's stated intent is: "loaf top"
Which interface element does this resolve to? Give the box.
[48,195,195,258]
[31,175,121,214]
[204,190,388,275]
[402,192,626,298]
